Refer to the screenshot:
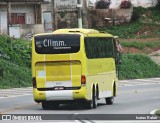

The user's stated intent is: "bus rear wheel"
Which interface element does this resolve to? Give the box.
[86,88,97,109]
[106,83,115,105]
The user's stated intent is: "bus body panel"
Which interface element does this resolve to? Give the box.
[86,58,116,100]
[35,61,81,88]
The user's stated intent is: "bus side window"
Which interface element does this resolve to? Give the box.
[113,38,118,58]
[84,37,95,59]
[104,38,114,58]
[85,37,115,59]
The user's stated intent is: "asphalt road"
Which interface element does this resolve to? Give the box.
[0,78,160,122]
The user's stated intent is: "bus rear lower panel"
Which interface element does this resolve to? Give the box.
[33,87,87,102]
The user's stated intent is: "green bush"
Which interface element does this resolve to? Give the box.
[0,35,31,67]
[155,109,160,116]
[0,35,31,88]
[119,54,160,80]
[98,22,142,38]
[0,59,31,89]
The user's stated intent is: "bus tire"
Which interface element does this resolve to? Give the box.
[105,96,114,105]
[86,87,97,109]
[105,83,116,105]
[96,85,99,100]
[93,89,98,108]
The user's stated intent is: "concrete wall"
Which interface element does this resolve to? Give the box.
[0,12,7,34]
[55,0,77,10]
[88,7,133,27]
[131,0,158,8]
[9,24,44,39]
[114,8,133,24]
[20,24,44,37]
[88,0,158,8]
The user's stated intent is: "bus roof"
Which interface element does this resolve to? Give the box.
[53,28,113,37]
[53,28,99,34]
[34,28,113,37]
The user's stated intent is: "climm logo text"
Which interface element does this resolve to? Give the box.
[43,39,67,47]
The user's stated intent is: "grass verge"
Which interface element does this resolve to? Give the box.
[121,41,160,50]
[119,54,160,80]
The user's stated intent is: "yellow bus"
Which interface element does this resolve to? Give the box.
[32,28,119,109]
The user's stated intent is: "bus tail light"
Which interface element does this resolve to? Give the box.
[32,77,37,88]
[81,75,86,86]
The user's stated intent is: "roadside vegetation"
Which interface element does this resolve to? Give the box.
[0,35,160,87]
[121,40,160,54]
[155,109,160,116]
[0,35,31,88]
[0,5,160,88]
[121,41,160,50]
[119,54,160,80]
[101,5,160,38]
[100,5,160,80]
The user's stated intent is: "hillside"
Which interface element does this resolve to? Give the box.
[101,5,160,79]
[0,36,31,88]
[104,5,160,63]
[102,5,160,39]
[119,54,160,80]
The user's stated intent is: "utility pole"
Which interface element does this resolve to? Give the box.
[112,9,115,26]
[77,0,83,28]
[51,0,57,30]
[83,0,89,28]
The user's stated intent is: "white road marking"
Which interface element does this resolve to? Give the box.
[74,113,79,115]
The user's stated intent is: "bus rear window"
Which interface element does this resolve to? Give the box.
[34,34,80,54]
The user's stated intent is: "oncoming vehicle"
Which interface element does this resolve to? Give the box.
[32,28,119,109]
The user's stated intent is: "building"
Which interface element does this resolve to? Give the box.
[0,0,158,38]
[0,0,80,38]
[0,0,44,38]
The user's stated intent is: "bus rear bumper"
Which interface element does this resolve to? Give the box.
[33,87,87,102]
